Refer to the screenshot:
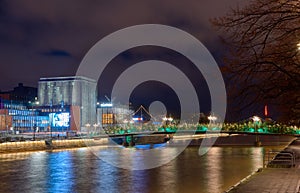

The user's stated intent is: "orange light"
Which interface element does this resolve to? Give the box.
[264,105,268,117]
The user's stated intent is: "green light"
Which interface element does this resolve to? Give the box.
[158,127,165,132]
[248,128,255,133]
[212,127,220,131]
[257,128,264,133]
[197,126,208,132]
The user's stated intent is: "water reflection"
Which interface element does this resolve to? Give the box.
[206,147,222,193]
[46,151,74,193]
[0,146,267,193]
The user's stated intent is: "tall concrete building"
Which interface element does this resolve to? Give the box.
[38,76,97,131]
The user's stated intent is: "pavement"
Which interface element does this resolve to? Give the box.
[228,139,300,193]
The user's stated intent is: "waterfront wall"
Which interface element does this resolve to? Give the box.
[0,134,296,154]
[188,134,296,146]
[0,138,109,153]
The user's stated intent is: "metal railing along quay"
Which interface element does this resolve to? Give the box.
[264,151,296,168]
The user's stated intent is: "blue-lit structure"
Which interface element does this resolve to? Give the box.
[36,105,71,132]
[0,98,49,133]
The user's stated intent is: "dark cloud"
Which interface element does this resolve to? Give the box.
[40,49,72,57]
[0,0,248,114]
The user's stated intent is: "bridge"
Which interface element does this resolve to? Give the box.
[92,122,300,138]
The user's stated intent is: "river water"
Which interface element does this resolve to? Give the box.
[0,145,281,193]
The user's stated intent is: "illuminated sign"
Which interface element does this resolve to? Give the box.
[50,112,70,127]
[100,103,113,107]
[132,117,143,121]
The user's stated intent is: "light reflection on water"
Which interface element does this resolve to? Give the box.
[0,146,267,193]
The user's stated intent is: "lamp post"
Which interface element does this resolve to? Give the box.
[252,116,261,146]
[163,116,173,127]
[208,115,217,123]
[93,123,98,136]
[208,114,217,131]
[85,123,91,138]
[33,120,36,141]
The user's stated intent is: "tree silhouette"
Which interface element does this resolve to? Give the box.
[212,0,300,123]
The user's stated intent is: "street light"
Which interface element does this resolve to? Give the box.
[208,114,217,129]
[252,115,261,146]
[85,123,91,138]
[163,117,173,127]
[163,117,173,122]
[33,120,36,141]
[252,116,261,122]
[208,115,217,122]
[93,123,98,135]
[297,42,300,51]
[252,116,261,133]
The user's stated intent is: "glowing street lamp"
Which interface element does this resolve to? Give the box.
[252,116,261,132]
[163,117,173,122]
[162,117,173,128]
[208,115,217,122]
[85,123,90,132]
[93,123,98,135]
[297,42,300,51]
[252,116,261,122]
[208,114,217,130]
[252,115,261,146]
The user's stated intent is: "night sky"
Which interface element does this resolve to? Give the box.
[0,0,248,120]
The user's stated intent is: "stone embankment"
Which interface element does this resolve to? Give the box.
[0,138,109,153]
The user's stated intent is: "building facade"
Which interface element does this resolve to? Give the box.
[38,76,97,131]
[0,98,49,134]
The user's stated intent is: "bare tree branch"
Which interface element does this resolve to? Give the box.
[212,0,300,123]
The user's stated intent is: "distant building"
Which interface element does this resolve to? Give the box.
[0,98,49,134]
[38,76,97,131]
[0,83,37,103]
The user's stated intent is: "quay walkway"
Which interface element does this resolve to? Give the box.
[228,139,300,193]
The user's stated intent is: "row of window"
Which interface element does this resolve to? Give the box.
[1,103,27,110]
[13,122,49,127]
[8,109,38,116]
[14,120,49,124]
[12,116,48,121]
[40,108,67,113]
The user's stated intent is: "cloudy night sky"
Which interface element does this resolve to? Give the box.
[0,0,249,119]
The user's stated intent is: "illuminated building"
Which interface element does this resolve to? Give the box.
[0,98,49,134]
[38,76,97,131]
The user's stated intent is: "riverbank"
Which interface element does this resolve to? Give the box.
[0,134,296,154]
[226,138,300,193]
[188,134,296,146]
[0,138,109,153]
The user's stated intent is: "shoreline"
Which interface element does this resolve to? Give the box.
[0,134,296,154]
[224,138,300,192]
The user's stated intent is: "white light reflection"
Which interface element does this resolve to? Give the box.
[250,147,264,170]
[205,147,222,193]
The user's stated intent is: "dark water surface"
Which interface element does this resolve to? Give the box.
[0,146,275,193]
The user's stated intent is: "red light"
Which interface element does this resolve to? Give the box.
[264,105,268,117]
